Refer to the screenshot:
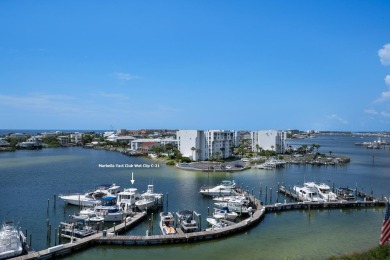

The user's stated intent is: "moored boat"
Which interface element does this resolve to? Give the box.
[59,184,120,207]
[159,212,177,235]
[135,196,155,211]
[60,219,96,240]
[135,184,163,211]
[205,217,228,231]
[214,201,253,215]
[200,180,236,197]
[293,183,324,202]
[311,182,338,202]
[336,187,356,200]
[213,195,249,205]
[176,210,199,233]
[93,196,124,222]
[213,207,238,221]
[0,221,23,260]
[71,208,105,223]
[117,187,141,212]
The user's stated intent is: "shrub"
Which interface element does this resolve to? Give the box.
[180,157,191,163]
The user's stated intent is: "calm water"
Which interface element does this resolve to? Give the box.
[0,135,389,259]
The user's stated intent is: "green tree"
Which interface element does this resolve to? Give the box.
[220,147,226,158]
[82,134,93,145]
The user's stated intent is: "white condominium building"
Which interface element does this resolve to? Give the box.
[177,130,235,161]
[251,130,286,154]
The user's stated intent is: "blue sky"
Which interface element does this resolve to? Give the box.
[1,1,390,131]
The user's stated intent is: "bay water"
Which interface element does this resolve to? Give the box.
[0,134,389,259]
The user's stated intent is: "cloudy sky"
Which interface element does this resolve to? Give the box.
[1,1,390,131]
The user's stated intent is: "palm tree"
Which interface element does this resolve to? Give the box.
[220,147,226,158]
[329,150,333,156]
[196,148,202,161]
[315,144,321,153]
[255,144,260,154]
[214,151,221,162]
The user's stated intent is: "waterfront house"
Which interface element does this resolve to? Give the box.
[57,136,70,146]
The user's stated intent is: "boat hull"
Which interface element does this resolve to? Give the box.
[59,195,100,207]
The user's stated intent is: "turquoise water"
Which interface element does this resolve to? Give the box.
[0,135,389,259]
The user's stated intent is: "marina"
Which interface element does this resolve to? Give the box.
[1,134,389,259]
[10,186,387,260]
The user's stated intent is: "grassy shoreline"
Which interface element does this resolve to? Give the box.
[329,245,390,259]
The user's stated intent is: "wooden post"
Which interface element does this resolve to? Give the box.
[166,193,169,210]
[29,234,32,248]
[58,225,61,245]
[48,224,51,246]
[54,228,57,246]
[151,213,154,234]
[46,219,49,245]
[260,182,262,199]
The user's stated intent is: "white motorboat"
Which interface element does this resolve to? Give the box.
[117,187,141,212]
[59,184,120,207]
[71,208,105,223]
[310,182,338,202]
[256,158,286,169]
[214,201,253,215]
[135,185,163,211]
[213,207,238,221]
[0,221,23,260]
[159,212,177,235]
[293,183,324,202]
[213,195,249,206]
[135,196,155,211]
[176,210,199,233]
[200,180,236,197]
[205,217,228,231]
[93,196,124,222]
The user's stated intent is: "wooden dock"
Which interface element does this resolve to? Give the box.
[277,185,383,203]
[14,212,148,260]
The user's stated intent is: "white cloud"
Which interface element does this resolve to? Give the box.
[378,44,390,66]
[114,72,141,81]
[0,93,77,112]
[326,114,348,124]
[381,111,390,117]
[374,90,390,103]
[97,92,129,100]
[365,108,379,115]
[385,75,390,86]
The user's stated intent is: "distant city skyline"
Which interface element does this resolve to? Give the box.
[1,1,390,131]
